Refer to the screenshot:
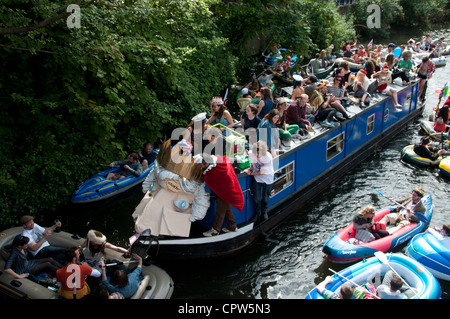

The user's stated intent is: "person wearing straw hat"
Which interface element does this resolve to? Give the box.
[80,229,129,272]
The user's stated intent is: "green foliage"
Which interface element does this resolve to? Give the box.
[0,0,364,225]
[398,0,448,28]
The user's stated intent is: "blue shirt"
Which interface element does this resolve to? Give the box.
[102,266,142,298]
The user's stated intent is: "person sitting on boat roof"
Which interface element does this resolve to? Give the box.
[352,69,371,108]
[237,88,252,112]
[316,276,354,299]
[240,104,261,134]
[244,72,260,94]
[380,43,395,63]
[427,224,450,249]
[352,205,376,243]
[328,73,351,120]
[304,75,318,99]
[56,246,101,299]
[257,109,280,156]
[4,234,63,280]
[256,87,274,120]
[286,94,314,133]
[20,215,66,265]
[394,51,413,85]
[138,142,157,170]
[310,80,338,128]
[378,187,426,236]
[100,253,143,299]
[244,141,274,222]
[80,229,129,272]
[291,80,305,101]
[195,153,244,236]
[276,97,299,142]
[376,270,403,299]
[106,153,143,180]
[206,97,235,136]
[413,136,445,161]
[371,64,402,112]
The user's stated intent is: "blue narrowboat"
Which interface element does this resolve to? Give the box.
[131,81,425,260]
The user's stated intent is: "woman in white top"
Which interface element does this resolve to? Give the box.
[244,141,274,221]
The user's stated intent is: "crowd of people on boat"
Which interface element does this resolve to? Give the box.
[3,216,140,299]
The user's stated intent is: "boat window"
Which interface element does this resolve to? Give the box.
[384,109,389,122]
[367,114,375,135]
[270,162,294,197]
[326,132,345,161]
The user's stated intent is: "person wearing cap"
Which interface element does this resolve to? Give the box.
[237,88,252,112]
[276,97,299,141]
[20,215,66,265]
[206,96,235,136]
[371,64,402,112]
[380,43,395,62]
[310,80,338,128]
[4,235,63,279]
[377,187,427,236]
[80,229,129,272]
[413,136,445,161]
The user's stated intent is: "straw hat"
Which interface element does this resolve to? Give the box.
[317,79,331,89]
[87,229,107,246]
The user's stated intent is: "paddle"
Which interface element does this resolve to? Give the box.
[374,251,421,299]
[105,260,138,267]
[370,189,408,210]
[328,268,380,299]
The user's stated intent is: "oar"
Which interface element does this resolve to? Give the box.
[328,268,380,299]
[374,251,421,299]
[370,189,408,210]
[73,274,76,300]
[105,260,138,267]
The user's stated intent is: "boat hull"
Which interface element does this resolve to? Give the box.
[406,232,450,281]
[322,195,433,263]
[306,253,441,299]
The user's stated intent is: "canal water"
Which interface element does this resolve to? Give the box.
[49,28,449,300]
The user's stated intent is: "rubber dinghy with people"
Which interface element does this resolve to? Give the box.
[406,228,450,281]
[71,161,155,204]
[400,144,448,168]
[0,226,174,299]
[419,119,449,141]
[322,193,433,263]
[306,253,441,299]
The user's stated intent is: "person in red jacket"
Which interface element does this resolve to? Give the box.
[195,154,244,237]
